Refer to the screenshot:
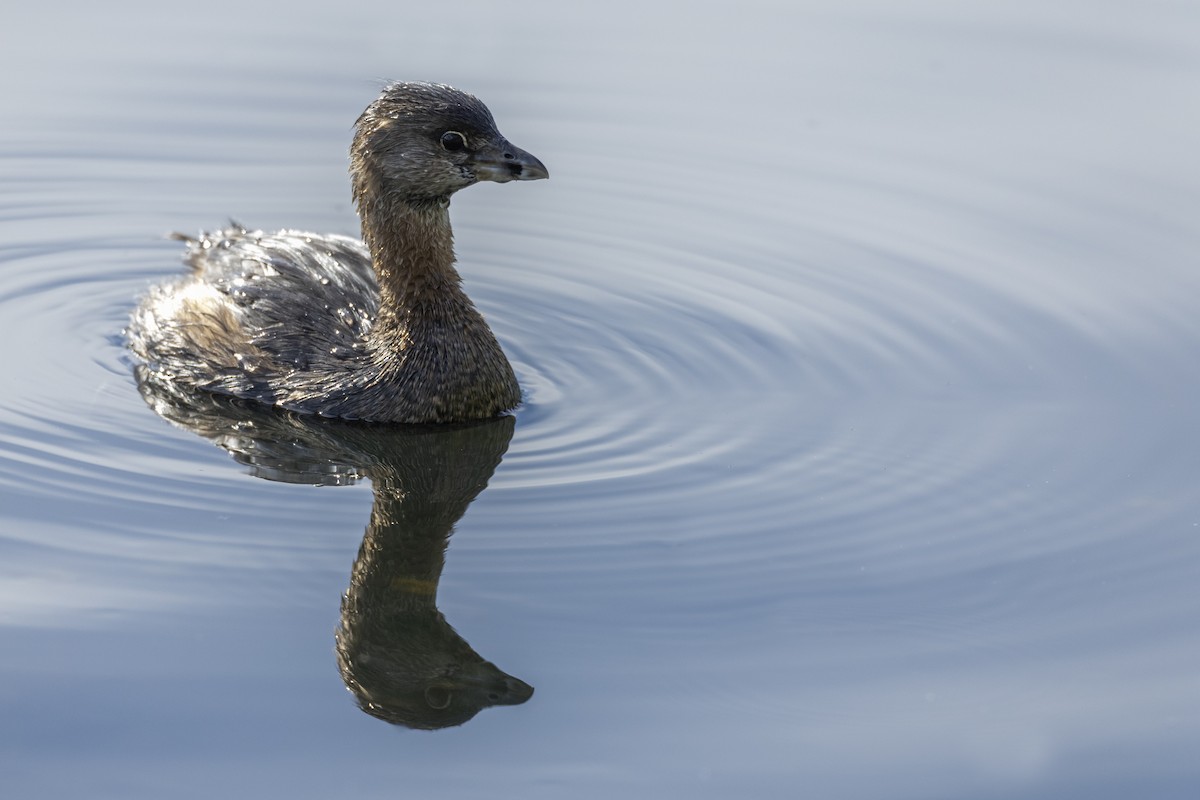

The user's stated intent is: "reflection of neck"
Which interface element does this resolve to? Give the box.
[349,483,457,612]
[342,420,515,614]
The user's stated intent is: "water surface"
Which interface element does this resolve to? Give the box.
[2,1,1198,798]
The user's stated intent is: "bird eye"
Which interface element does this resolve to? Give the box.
[440,131,468,152]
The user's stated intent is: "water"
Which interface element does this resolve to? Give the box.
[2,1,1198,797]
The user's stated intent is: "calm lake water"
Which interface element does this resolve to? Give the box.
[2,1,1198,797]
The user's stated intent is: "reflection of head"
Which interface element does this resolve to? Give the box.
[336,606,533,730]
[134,371,533,729]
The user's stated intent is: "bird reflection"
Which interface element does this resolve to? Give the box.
[134,368,533,729]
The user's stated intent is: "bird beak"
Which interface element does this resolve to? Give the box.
[472,139,550,183]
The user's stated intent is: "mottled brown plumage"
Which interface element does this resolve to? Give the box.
[128,82,547,422]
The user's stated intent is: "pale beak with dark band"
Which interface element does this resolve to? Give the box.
[472,140,549,183]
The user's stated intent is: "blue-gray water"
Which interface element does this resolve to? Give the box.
[2,1,1198,797]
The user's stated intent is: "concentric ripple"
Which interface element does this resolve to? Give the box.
[0,78,1196,619]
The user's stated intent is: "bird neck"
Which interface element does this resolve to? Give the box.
[365,195,464,303]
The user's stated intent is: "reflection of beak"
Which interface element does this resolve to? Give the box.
[464,662,535,705]
[472,139,550,183]
[492,674,535,705]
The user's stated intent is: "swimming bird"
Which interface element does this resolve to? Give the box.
[128,81,548,423]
